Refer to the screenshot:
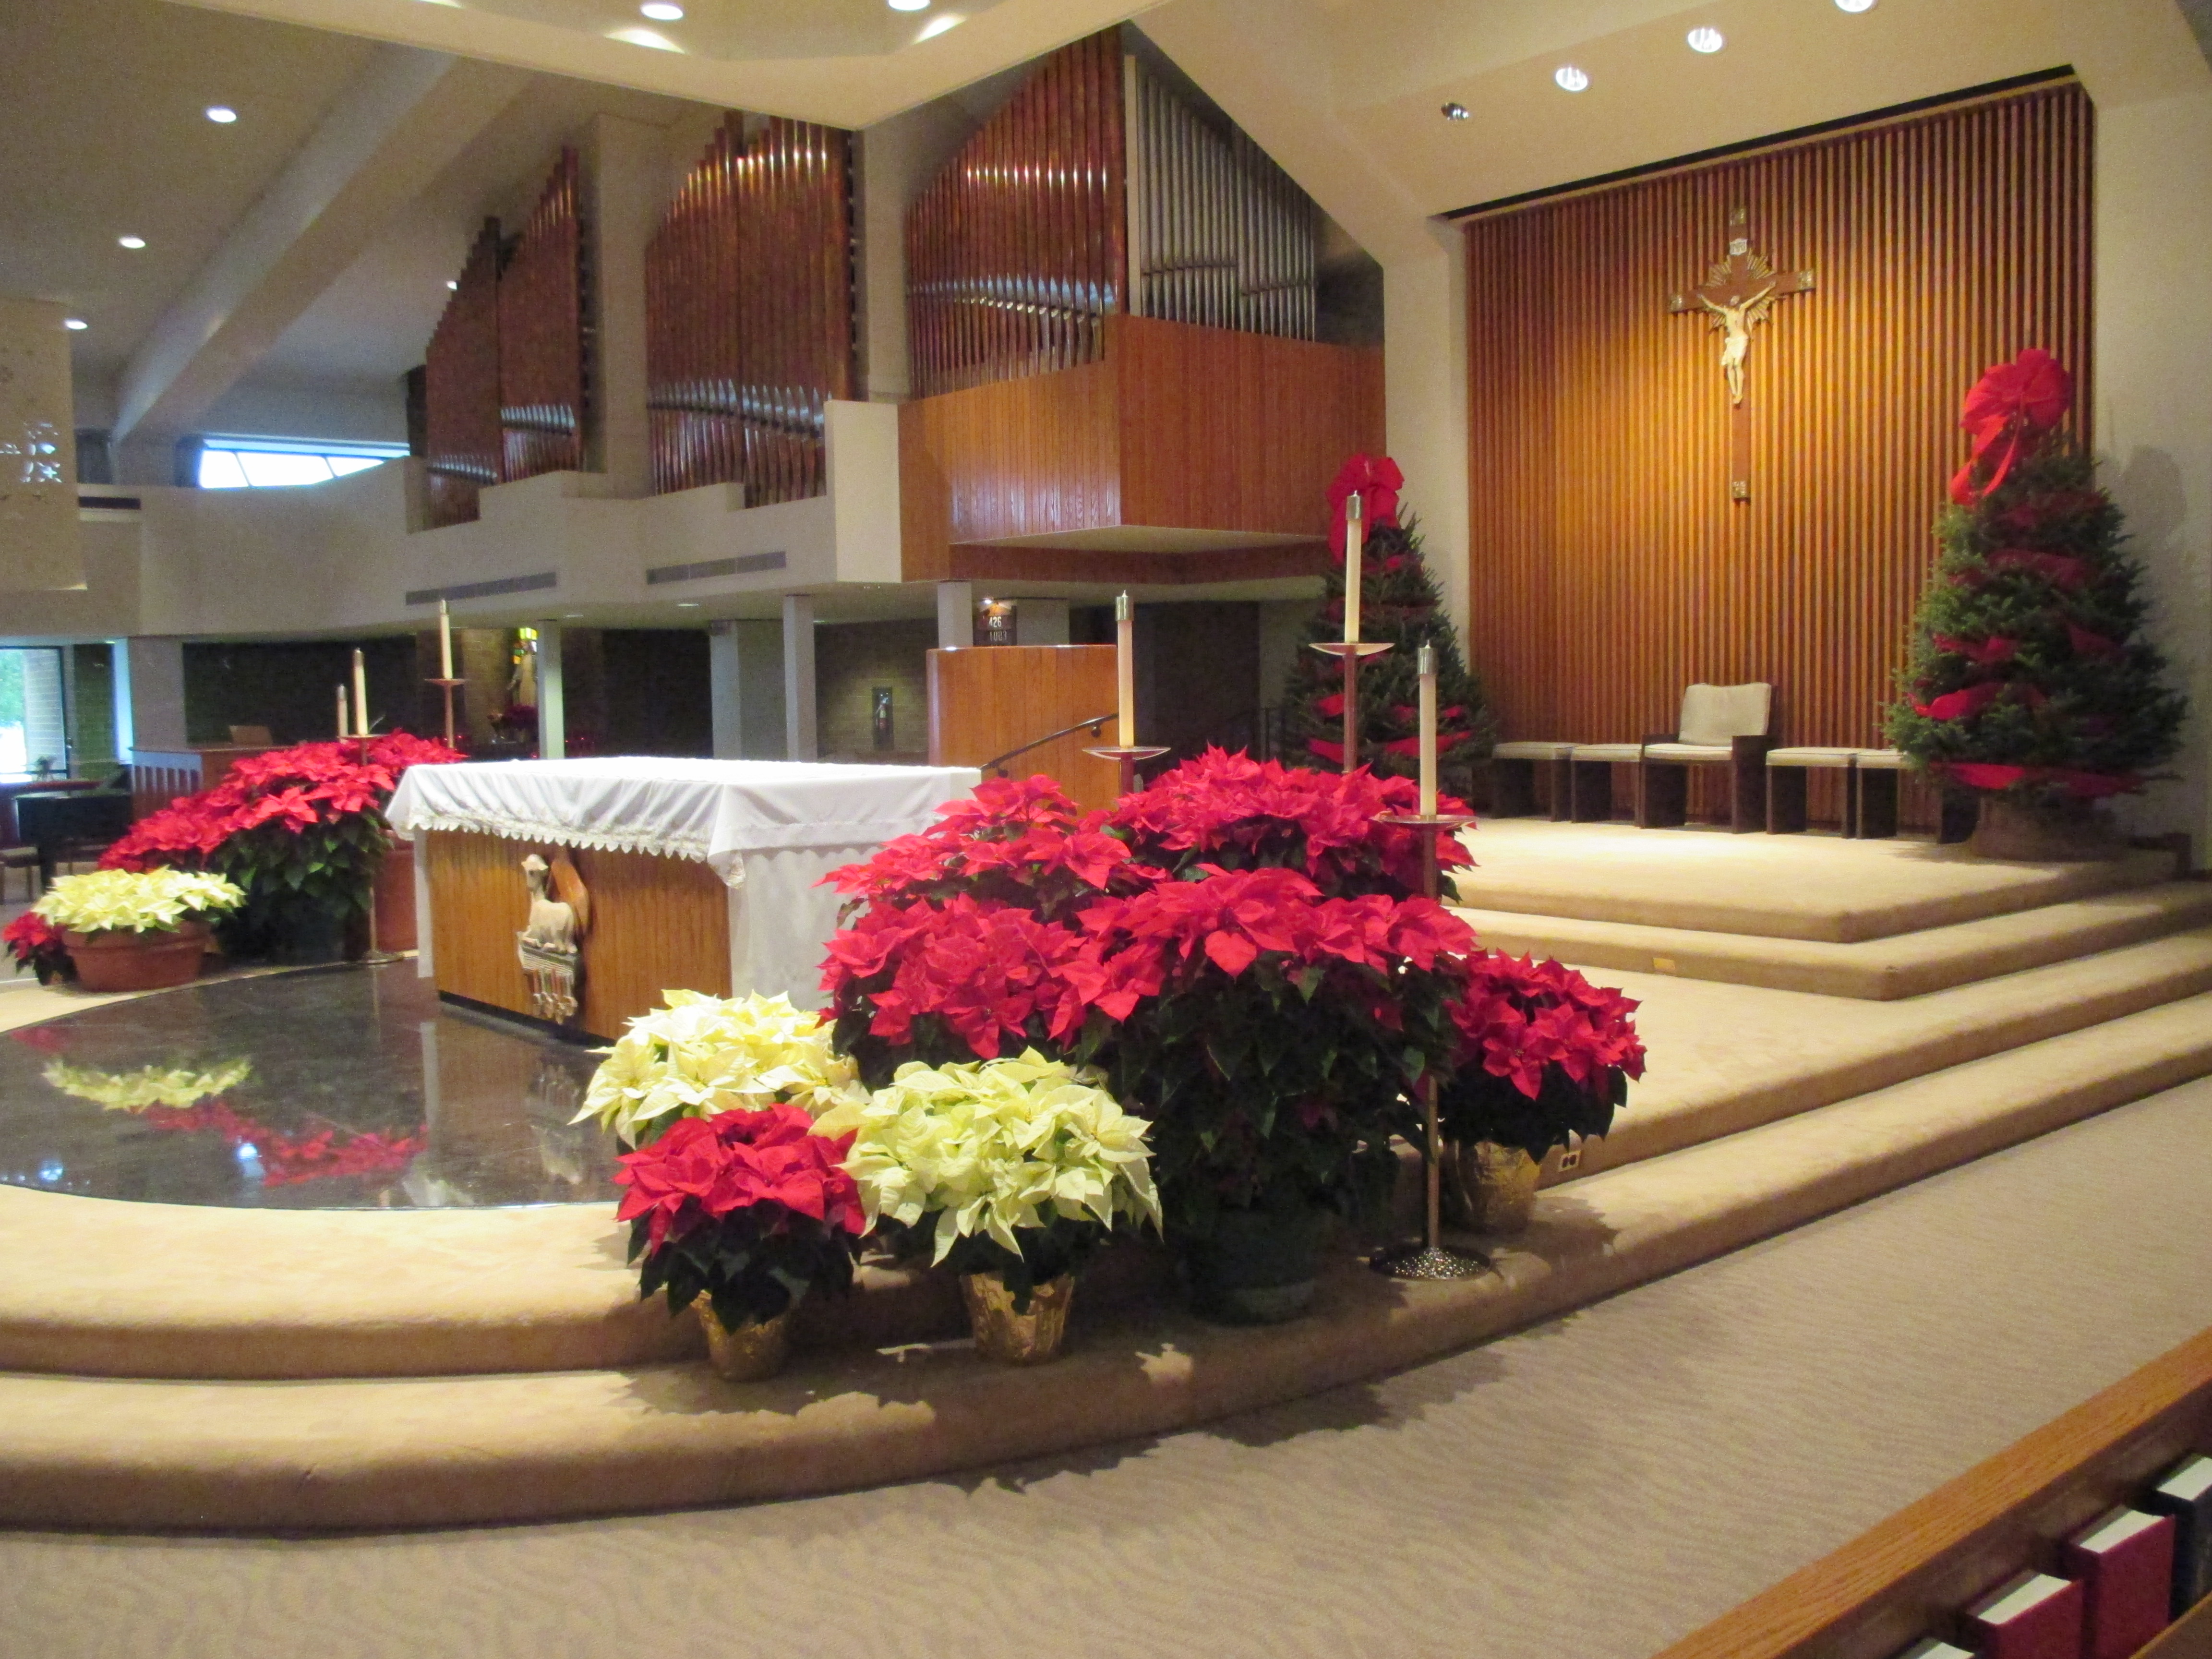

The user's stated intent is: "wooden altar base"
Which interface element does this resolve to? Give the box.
[421,830,732,1043]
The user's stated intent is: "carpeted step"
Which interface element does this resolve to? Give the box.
[1455,884,2212,999]
[4,998,2208,1532]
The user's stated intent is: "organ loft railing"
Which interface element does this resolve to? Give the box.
[904,30,1318,401]
[644,114,855,505]
[420,148,590,530]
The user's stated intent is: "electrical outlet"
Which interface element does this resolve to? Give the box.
[1556,1146,1582,1174]
[1651,956,1677,974]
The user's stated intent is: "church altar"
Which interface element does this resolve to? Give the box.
[385,757,981,1039]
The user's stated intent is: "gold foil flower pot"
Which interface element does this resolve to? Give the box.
[694,1296,794,1382]
[1450,1141,1541,1234]
[961,1271,1073,1365]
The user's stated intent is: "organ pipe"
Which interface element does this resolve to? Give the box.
[422,217,504,529]
[644,114,855,503]
[498,148,589,484]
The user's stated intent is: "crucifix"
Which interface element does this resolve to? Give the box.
[1669,205,1815,502]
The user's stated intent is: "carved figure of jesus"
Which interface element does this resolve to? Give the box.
[1701,284,1772,406]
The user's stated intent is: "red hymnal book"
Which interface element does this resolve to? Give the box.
[1962,1571,2085,1659]
[2062,1507,2176,1659]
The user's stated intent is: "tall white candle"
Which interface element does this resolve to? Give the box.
[439,600,454,680]
[337,684,349,741]
[1343,491,1364,645]
[1115,592,1136,747]
[1417,644,1438,818]
[352,648,370,739]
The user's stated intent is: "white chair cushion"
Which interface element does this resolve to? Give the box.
[1853,748,1907,769]
[1766,747,1857,768]
[1492,741,1575,761]
[1570,743,1644,764]
[1642,743,1734,764]
[1677,682,1772,746]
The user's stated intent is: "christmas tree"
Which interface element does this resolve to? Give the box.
[1279,454,1494,792]
[1886,348,2185,810]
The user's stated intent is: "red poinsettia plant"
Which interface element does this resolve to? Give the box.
[1438,953,1647,1161]
[103,732,462,957]
[3,913,72,985]
[616,1104,867,1332]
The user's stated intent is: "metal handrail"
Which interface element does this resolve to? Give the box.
[981,714,1116,775]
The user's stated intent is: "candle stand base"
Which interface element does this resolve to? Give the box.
[1370,1241,1491,1281]
[1083,744,1170,797]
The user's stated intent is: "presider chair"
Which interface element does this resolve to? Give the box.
[1569,682,1775,832]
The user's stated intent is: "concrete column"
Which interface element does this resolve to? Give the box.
[781,595,817,760]
[709,625,745,760]
[536,622,566,759]
[935,580,974,649]
[709,620,788,760]
[586,114,665,496]
[114,637,187,754]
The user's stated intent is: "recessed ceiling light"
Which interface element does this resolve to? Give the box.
[446,279,459,290]
[608,24,682,49]
[205,105,238,123]
[914,11,962,38]
[675,602,701,609]
[1441,102,1469,120]
[1835,0,1875,10]
[639,1,683,18]
[64,318,88,331]
[1686,26,1725,52]
[888,0,930,11]
[1553,64,1590,92]
[117,235,146,249]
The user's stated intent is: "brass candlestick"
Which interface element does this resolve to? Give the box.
[1308,640,1392,773]
[426,677,465,748]
[1370,809,1487,1281]
[1083,743,1171,797]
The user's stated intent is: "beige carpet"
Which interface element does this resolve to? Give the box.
[5,1076,2211,1659]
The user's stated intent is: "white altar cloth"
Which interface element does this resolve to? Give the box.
[386,757,981,1009]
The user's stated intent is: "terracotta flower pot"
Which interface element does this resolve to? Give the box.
[961,1271,1074,1365]
[1968,796,2125,862]
[693,1295,793,1382]
[1447,1141,1542,1234]
[62,921,211,993]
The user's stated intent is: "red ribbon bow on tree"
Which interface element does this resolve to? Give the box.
[1327,453,1403,555]
[1948,347,2074,506]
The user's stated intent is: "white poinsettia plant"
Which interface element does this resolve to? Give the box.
[574,989,866,1147]
[35,868,244,937]
[44,1057,255,1111]
[815,1048,1162,1274]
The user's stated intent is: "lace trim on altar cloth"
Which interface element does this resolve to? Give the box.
[394,810,715,866]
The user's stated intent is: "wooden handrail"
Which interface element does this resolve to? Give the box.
[981,714,1114,776]
[1657,1324,2212,1659]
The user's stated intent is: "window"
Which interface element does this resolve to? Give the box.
[197,435,409,490]
[0,648,68,780]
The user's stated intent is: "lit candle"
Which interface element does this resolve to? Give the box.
[352,648,370,739]
[337,684,349,741]
[1115,591,1135,747]
[1343,491,1364,645]
[1417,644,1438,818]
[439,600,454,680]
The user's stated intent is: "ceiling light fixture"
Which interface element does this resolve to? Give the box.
[118,235,146,249]
[639,1,683,18]
[1834,0,1875,10]
[914,11,963,38]
[889,0,931,11]
[1441,101,1469,120]
[1553,64,1590,92]
[64,318,88,331]
[608,24,683,49]
[205,105,238,123]
[675,601,701,609]
[446,279,459,290]
[1686,26,1724,52]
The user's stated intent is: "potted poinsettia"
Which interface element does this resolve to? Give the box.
[29,868,244,992]
[2,912,73,985]
[1436,952,1646,1232]
[574,989,865,1147]
[817,1049,1161,1365]
[614,1104,866,1382]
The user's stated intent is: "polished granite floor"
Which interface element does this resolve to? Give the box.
[0,963,621,1208]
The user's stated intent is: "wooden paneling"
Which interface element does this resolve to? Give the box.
[927,645,1121,812]
[1465,83,2093,770]
[421,830,730,1042]
[423,218,504,529]
[906,31,1125,399]
[899,314,1382,584]
[645,114,854,504]
[1659,1322,2212,1659]
[497,148,587,483]
[127,746,274,820]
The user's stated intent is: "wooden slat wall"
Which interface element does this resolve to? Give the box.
[1465,83,2093,774]
[421,830,731,1043]
[926,645,1122,812]
[906,31,1126,399]
[423,218,504,529]
[497,148,588,484]
[644,114,854,505]
[899,313,1382,582]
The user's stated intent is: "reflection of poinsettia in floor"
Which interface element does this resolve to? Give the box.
[43,1057,255,1110]
[110,1094,426,1187]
